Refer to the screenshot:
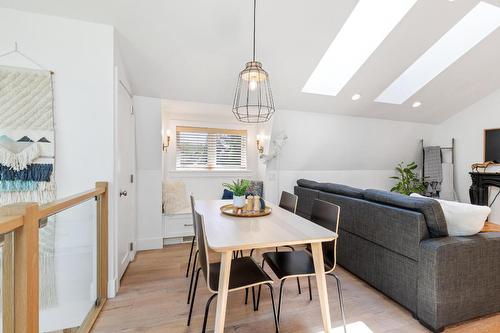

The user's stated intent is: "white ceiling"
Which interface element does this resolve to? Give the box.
[1,0,500,124]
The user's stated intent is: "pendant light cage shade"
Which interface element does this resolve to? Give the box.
[232,61,275,123]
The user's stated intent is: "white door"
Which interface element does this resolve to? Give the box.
[116,73,136,281]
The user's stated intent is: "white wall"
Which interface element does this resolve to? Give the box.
[433,88,500,221]
[134,96,163,250]
[265,109,436,203]
[158,100,436,205]
[162,100,265,200]
[0,7,118,330]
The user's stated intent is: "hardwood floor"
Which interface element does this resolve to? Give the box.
[92,244,500,333]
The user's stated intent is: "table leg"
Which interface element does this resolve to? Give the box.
[214,250,232,333]
[311,242,332,333]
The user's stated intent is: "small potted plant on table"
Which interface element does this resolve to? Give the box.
[223,179,250,208]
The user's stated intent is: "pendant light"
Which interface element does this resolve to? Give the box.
[232,0,275,123]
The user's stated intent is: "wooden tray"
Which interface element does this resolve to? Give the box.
[220,204,271,217]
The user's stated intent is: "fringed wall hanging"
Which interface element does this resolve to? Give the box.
[0,63,57,309]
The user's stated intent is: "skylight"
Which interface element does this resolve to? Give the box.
[376,1,500,105]
[302,0,417,97]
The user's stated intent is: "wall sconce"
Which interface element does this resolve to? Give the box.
[163,130,171,152]
[256,134,264,154]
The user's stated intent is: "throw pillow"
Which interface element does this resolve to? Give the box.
[410,193,491,236]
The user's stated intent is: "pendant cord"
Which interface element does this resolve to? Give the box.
[252,0,256,61]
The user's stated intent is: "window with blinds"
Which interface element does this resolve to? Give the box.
[175,126,247,170]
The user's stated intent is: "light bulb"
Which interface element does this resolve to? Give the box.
[249,80,258,91]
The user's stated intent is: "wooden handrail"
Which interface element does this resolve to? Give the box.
[0,215,23,234]
[37,187,105,219]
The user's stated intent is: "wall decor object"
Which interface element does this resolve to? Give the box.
[0,64,57,309]
[260,133,288,164]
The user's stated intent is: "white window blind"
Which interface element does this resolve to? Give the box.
[176,126,247,170]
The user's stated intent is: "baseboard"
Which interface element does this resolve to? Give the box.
[107,278,117,298]
[163,237,191,245]
[137,237,163,251]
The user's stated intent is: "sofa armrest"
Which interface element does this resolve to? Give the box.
[418,233,500,331]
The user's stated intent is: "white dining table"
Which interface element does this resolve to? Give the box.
[195,199,338,333]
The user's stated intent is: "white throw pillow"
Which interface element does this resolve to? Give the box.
[410,193,491,236]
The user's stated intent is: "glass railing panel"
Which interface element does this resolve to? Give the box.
[39,198,98,333]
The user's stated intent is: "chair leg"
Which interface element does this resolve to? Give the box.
[240,250,244,257]
[245,288,249,304]
[187,268,201,326]
[202,294,218,333]
[249,248,255,257]
[265,283,280,333]
[284,245,295,251]
[296,277,302,294]
[329,273,347,333]
[187,250,198,304]
[256,258,265,309]
[307,276,312,301]
[277,279,286,323]
[185,236,196,278]
[252,286,258,311]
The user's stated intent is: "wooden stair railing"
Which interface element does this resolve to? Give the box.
[0,181,108,333]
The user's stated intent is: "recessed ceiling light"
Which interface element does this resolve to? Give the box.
[412,101,422,108]
[352,94,361,101]
[302,0,417,97]
[376,1,500,104]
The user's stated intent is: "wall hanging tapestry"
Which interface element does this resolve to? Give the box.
[0,65,57,309]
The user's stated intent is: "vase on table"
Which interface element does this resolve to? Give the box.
[233,195,246,208]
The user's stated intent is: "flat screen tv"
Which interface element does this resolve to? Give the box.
[485,128,500,163]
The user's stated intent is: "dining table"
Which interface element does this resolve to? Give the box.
[195,199,338,333]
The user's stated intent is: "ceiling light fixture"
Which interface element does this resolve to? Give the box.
[352,94,361,101]
[301,0,417,97]
[376,1,500,104]
[232,0,275,123]
[412,101,422,108]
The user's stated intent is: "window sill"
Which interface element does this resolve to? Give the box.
[166,170,254,178]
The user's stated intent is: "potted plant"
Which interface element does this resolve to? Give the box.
[390,162,426,195]
[223,179,250,208]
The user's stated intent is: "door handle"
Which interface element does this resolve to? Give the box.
[119,190,128,197]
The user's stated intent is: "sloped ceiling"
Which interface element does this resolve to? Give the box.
[1,0,500,123]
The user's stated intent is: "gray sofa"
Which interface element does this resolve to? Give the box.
[294,179,500,332]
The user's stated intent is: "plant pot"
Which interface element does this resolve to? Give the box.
[233,195,246,208]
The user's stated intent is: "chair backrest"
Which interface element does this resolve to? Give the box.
[279,191,298,214]
[193,210,214,291]
[310,199,340,272]
[190,195,197,236]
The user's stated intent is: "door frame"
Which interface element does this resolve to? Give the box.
[112,66,137,294]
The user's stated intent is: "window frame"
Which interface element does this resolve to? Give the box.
[174,125,248,171]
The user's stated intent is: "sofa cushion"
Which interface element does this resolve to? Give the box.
[364,189,448,237]
[318,183,364,199]
[296,179,322,190]
[319,191,429,261]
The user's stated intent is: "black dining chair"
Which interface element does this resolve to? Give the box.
[249,191,298,257]
[257,199,347,332]
[187,195,198,304]
[187,210,280,333]
[247,191,302,299]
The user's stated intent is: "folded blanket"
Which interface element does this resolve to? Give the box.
[424,146,442,197]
